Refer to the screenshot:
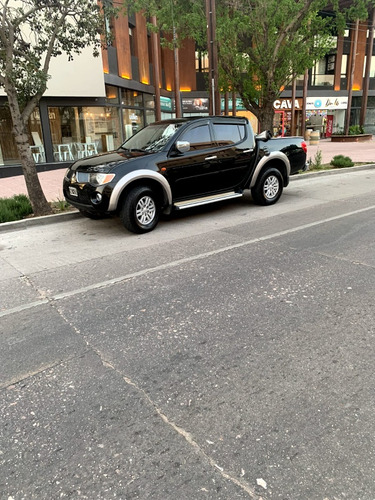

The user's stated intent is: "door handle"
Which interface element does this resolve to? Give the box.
[205,155,217,160]
[242,149,254,153]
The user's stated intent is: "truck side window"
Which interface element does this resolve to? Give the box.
[213,124,245,146]
[179,124,215,151]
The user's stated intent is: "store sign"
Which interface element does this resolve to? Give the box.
[182,98,209,112]
[306,97,348,110]
[160,96,173,112]
[274,97,348,111]
[220,97,247,111]
[274,99,301,109]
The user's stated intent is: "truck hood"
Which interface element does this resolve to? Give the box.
[69,149,152,172]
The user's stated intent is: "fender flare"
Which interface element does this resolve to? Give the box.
[250,151,291,188]
[108,170,172,211]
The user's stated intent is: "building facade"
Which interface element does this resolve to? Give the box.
[0,9,196,172]
[1,7,374,174]
[274,21,375,137]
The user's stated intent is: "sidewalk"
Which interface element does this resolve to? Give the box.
[0,138,374,202]
[0,168,66,202]
[307,137,375,165]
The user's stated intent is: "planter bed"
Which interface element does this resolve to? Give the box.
[331,134,372,142]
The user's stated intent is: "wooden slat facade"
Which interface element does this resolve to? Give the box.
[113,13,132,80]
[135,13,150,85]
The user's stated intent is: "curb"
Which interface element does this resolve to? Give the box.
[0,210,80,233]
[290,163,375,181]
[1,164,375,233]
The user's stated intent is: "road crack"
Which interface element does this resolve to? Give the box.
[0,350,91,390]
[54,303,262,499]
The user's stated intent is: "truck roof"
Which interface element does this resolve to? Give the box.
[153,116,249,126]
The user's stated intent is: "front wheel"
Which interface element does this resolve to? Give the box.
[251,168,283,206]
[120,186,160,234]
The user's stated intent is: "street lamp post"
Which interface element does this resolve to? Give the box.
[205,0,220,115]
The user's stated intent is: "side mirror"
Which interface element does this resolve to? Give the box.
[176,140,190,153]
[256,130,272,141]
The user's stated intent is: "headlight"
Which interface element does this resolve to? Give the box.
[88,173,116,185]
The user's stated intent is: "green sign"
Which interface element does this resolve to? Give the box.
[220,97,247,111]
[160,96,173,112]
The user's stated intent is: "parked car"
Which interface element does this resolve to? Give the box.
[63,116,307,233]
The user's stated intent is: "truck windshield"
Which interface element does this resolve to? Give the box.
[119,123,184,153]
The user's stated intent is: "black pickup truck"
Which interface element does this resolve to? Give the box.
[63,116,307,233]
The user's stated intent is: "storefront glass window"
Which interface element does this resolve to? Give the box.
[0,106,44,165]
[122,108,144,140]
[48,106,121,162]
[144,94,155,109]
[311,58,334,86]
[341,55,348,77]
[366,56,375,78]
[145,109,155,125]
[106,85,119,103]
[121,89,143,107]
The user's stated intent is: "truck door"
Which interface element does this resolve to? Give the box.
[211,122,257,190]
[161,122,221,200]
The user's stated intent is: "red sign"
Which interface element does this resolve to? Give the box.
[326,115,334,137]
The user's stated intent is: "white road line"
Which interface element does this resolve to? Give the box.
[1,205,374,319]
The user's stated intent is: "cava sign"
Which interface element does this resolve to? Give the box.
[274,99,300,110]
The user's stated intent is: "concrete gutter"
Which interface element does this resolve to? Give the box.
[1,164,375,233]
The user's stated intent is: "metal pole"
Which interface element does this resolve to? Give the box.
[211,0,221,115]
[301,69,308,138]
[232,90,236,116]
[173,26,182,118]
[224,91,229,115]
[205,0,213,115]
[291,78,296,135]
[151,16,161,121]
[206,0,220,115]
[360,10,375,128]
[344,19,359,136]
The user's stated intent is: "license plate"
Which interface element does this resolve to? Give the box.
[69,186,78,197]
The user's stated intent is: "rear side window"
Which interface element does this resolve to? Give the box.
[179,124,215,151]
[213,123,246,146]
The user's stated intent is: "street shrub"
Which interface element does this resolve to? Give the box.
[0,194,33,223]
[330,155,354,168]
[348,125,364,135]
[309,149,324,170]
[50,196,70,212]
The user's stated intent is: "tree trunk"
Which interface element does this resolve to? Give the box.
[257,101,275,133]
[14,125,53,216]
[7,93,52,216]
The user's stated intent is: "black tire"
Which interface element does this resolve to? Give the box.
[251,168,283,206]
[79,209,103,220]
[120,186,160,234]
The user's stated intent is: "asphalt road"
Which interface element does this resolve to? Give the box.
[1,168,375,500]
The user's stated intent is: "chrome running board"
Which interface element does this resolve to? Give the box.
[174,191,243,210]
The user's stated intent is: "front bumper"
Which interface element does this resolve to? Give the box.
[63,179,114,214]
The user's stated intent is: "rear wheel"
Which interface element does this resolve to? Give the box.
[251,168,283,205]
[120,186,160,233]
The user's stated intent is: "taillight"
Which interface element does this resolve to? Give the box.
[301,141,307,153]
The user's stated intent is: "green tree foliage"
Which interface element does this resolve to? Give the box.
[126,0,374,132]
[0,0,113,216]
[216,0,337,131]
[123,1,339,130]
[333,0,374,31]
[123,0,205,47]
